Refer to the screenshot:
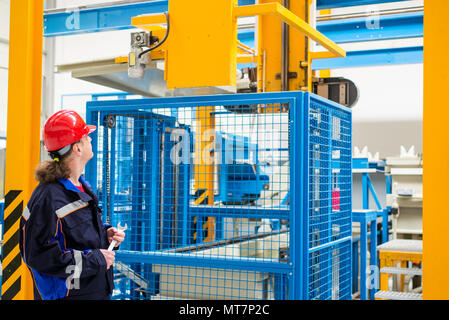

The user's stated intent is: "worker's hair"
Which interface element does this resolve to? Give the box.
[34,145,76,184]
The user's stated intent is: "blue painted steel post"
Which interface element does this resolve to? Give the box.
[326,108,334,298]
[289,93,307,299]
[102,113,109,221]
[369,218,378,299]
[367,175,382,210]
[352,240,359,294]
[362,173,369,210]
[181,127,191,245]
[130,117,145,299]
[110,118,117,226]
[150,120,159,251]
[383,174,393,243]
[360,217,368,300]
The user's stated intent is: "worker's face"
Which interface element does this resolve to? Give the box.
[77,135,94,163]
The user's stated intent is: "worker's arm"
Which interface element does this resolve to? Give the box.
[19,192,107,279]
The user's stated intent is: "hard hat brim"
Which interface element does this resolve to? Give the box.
[87,125,97,134]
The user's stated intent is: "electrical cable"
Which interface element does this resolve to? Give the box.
[138,11,170,59]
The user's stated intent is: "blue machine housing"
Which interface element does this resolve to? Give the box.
[219,163,269,205]
[215,131,270,205]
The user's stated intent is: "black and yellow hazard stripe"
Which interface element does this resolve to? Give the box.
[1,190,24,300]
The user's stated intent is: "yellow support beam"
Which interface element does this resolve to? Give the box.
[237,54,259,64]
[237,40,256,54]
[423,0,449,300]
[1,0,44,300]
[194,106,216,242]
[131,13,168,29]
[310,51,338,60]
[234,2,346,58]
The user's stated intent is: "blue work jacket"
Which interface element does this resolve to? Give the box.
[19,176,114,300]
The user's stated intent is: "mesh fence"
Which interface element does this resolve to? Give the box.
[308,96,352,300]
[86,91,351,300]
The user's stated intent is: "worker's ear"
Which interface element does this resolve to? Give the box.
[72,141,82,156]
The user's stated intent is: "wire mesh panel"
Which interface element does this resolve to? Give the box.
[85,91,351,300]
[307,95,352,300]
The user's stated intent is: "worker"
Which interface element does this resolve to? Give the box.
[19,110,125,300]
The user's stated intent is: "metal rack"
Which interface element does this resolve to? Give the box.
[85,91,352,300]
[351,157,392,300]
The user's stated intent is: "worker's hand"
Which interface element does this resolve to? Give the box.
[99,249,115,269]
[107,227,126,248]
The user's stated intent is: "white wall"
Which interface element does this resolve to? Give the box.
[334,64,423,157]
[0,0,10,146]
[335,64,423,123]
[53,0,134,113]
[319,0,424,157]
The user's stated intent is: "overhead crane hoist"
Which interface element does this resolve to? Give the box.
[110,0,350,243]
[120,0,353,101]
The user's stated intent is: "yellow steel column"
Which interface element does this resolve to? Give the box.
[423,0,449,300]
[255,0,312,92]
[288,0,312,91]
[259,0,282,93]
[318,9,331,79]
[1,0,44,300]
[194,106,216,242]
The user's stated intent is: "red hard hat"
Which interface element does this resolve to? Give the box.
[43,110,96,152]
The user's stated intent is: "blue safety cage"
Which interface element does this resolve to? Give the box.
[85,91,352,300]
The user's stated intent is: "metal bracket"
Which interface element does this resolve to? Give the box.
[275,72,297,80]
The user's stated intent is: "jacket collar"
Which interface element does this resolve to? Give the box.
[57,176,93,202]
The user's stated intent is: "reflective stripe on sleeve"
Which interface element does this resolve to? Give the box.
[55,200,89,219]
[22,206,31,220]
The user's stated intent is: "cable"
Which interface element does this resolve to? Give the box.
[138,11,170,59]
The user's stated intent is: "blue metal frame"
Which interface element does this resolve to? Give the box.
[44,1,259,37]
[45,3,423,44]
[44,1,168,37]
[352,210,378,300]
[43,1,423,70]
[85,91,352,300]
[317,12,423,44]
[312,46,423,70]
[317,0,410,9]
[353,158,391,243]
[351,158,392,299]
[244,0,412,9]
